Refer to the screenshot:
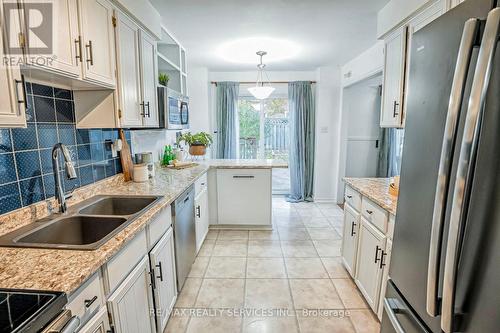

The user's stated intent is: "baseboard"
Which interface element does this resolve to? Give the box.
[313,197,337,203]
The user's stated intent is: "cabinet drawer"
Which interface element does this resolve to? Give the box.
[361,197,388,233]
[106,229,147,292]
[195,172,208,196]
[66,273,104,327]
[345,185,361,211]
[148,205,172,248]
[217,169,271,225]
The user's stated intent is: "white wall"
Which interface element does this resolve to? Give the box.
[130,129,178,163]
[315,66,342,203]
[188,66,210,133]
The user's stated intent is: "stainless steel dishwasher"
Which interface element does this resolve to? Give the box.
[171,185,196,291]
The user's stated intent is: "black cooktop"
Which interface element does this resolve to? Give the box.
[0,289,66,333]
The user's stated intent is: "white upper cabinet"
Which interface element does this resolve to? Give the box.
[380,26,407,128]
[115,12,142,127]
[379,0,448,128]
[26,0,81,77]
[0,2,26,127]
[115,10,159,128]
[78,0,116,87]
[139,31,158,127]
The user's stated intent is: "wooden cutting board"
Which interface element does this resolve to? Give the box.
[119,129,133,181]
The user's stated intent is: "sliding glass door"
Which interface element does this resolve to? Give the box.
[237,96,290,193]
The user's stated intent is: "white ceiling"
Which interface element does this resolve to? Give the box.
[151,0,389,71]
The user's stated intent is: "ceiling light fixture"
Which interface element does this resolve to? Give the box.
[217,37,300,64]
[248,51,275,100]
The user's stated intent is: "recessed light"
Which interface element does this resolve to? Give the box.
[217,37,300,64]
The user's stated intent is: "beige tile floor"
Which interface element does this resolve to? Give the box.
[164,197,380,333]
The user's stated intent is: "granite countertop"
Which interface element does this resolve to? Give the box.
[343,178,398,215]
[202,159,288,169]
[0,159,285,294]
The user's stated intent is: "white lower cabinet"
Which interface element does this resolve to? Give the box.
[377,238,392,320]
[341,204,360,277]
[149,227,177,333]
[217,169,272,225]
[108,256,155,333]
[355,217,387,312]
[78,307,111,333]
[195,187,209,252]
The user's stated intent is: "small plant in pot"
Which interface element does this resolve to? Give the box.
[158,73,169,86]
[177,132,213,157]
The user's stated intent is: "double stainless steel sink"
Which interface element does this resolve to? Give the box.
[0,195,162,250]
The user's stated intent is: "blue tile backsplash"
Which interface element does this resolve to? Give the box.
[0,82,129,215]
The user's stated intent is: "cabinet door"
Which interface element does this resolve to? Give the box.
[78,0,116,87]
[377,238,392,320]
[341,205,360,277]
[355,218,386,312]
[217,169,272,225]
[0,3,26,127]
[139,31,158,127]
[79,307,111,333]
[25,0,80,77]
[381,26,407,128]
[195,188,209,252]
[149,228,177,333]
[115,12,142,127]
[108,256,155,333]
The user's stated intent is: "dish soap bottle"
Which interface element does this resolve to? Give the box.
[162,145,171,166]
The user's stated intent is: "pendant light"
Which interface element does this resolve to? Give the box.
[248,51,275,100]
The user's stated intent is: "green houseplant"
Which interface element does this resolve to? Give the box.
[158,73,169,86]
[177,132,213,156]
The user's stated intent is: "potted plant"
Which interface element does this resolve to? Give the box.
[177,132,213,156]
[158,73,169,86]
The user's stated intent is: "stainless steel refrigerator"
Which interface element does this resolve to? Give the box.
[381,0,500,332]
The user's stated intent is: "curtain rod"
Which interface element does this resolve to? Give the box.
[211,81,316,85]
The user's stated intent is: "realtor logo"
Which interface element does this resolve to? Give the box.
[3,2,53,55]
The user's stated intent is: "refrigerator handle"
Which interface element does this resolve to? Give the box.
[441,8,500,333]
[426,18,479,318]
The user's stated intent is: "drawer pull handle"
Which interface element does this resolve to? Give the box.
[350,221,357,236]
[196,205,201,218]
[346,195,353,199]
[84,295,97,308]
[366,209,373,215]
[233,175,254,179]
[156,262,164,282]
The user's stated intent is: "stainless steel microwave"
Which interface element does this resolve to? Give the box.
[157,86,189,129]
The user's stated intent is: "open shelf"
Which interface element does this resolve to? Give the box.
[157,25,187,96]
